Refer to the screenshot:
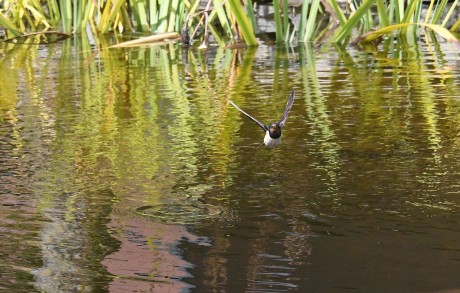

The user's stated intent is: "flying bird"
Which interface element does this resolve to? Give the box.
[229,90,295,148]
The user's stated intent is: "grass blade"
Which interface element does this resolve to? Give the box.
[213,0,233,38]
[431,0,448,24]
[131,0,149,31]
[156,0,170,32]
[150,0,158,31]
[332,0,377,43]
[273,0,283,43]
[227,0,257,46]
[246,0,256,34]
[303,0,321,42]
[298,0,310,41]
[282,0,289,40]
[376,0,390,27]
[451,19,460,31]
[402,0,421,24]
[326,0,347,25]
[0,14,23,37]
[167,0,180,32]
[357,23,460,45]
[441,0,459,27]
[424,0,435,24]
[422,23,460,43]
[59,0,73,33]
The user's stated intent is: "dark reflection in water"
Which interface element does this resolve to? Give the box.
[0,35,459,292]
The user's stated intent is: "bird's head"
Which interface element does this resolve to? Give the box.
[268,123,281,139]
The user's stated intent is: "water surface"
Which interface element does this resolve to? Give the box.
[0,35,459,292]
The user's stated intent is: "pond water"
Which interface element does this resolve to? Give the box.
[1,35,459,292]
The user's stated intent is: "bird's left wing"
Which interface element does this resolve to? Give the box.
[229,100,268,132]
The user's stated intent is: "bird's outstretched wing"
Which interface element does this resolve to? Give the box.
[229,100,268,132]
[278,90,295,127]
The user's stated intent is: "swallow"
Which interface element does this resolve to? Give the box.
[229,90,295,148]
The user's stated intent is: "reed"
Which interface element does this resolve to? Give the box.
[0,0,458,46]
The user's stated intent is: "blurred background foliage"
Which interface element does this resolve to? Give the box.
[0,0,458,46]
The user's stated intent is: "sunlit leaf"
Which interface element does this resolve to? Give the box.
[331,0,377,43]
[0,13,23,37]
[356,23,460,45]
[227,0,258,46]
[451,19,460,32]
[441,0,459,27]
[273,0,283,43]
[302,0,321,42]
[422,23,460,43]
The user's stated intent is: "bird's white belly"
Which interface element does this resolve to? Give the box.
[264,131,281,148]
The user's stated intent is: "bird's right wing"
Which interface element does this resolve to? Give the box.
[229,100,268,132]
[278,90,295,127]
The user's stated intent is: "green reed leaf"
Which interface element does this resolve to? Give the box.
[376,0,390,27]
[0,13,23,37]
[326,0,347,25]
[357,23,460,45]
[156,0,170,33]
[402,0,421,24]
[303,0,321,42]
[431,0,448,24]
[60,0,72,33]
[422,23,460,43]
[332,0,376,43]
[441,0,459,27]
[227,0,257,46]
[273,0,283,42]
[282,0,289,41]
[246,0,256,35]
[213,0,233,38]
[451,19,460,32]
[298,0,309,41]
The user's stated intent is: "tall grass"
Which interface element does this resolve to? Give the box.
[0,0,458,46]
[273,0,458,44]
[328,0,460,44]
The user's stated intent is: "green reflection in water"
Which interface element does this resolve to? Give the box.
[301,43,340,194]
[1,32,460,291]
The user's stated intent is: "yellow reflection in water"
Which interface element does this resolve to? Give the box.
[2,32,460,292]
[301,43,340,193]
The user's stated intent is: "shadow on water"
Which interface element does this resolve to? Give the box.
[1,32,460,292]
